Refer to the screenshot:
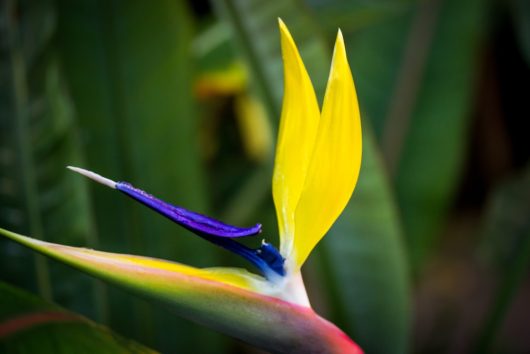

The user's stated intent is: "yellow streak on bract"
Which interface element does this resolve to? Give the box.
[0,228,266,294]
[58,245,267,292]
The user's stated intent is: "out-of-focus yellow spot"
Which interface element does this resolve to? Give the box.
[195,60,272,162]
[195,63,247,98]
[234,93,273,162]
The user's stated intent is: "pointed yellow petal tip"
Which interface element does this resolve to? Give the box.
[278,18,296,56]
[331,29,349,75]
[278,17,286,35]
[278,18,290,39]
[337,28,344,44]
[336,30,346,58]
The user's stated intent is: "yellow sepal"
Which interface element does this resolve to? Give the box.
[273,19,320,263]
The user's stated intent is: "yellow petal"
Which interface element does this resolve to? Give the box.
[293,30,362,267]
[273,19,320,263]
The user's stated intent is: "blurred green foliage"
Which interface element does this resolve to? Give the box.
[0,282,156,353]
[1,0,529,353]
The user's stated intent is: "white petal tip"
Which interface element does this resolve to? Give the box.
[67,166,117,189]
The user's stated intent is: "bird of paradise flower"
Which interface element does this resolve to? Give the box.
[0,20,362,354]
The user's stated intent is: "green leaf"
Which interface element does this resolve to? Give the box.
[0,228,362,354]
[55,1,223,350]
[0,281,156,354]
[320,128,410,354]
[0,0,104,321]
[56,0,208,262]
[393,0,489,270]
[214,2,410,353]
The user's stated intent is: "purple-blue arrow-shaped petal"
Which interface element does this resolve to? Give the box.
[115,182,284,278]
[115,182,261,238]
[67,166,284,279]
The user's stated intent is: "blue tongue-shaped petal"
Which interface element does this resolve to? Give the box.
[67,166,285,280]
[116,182,261,238]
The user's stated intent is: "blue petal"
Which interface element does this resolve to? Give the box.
[115,182,285,279]
[202,235,285,278]
[116,182,261,238]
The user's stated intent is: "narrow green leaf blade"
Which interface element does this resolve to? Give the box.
[393,0,489,269]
